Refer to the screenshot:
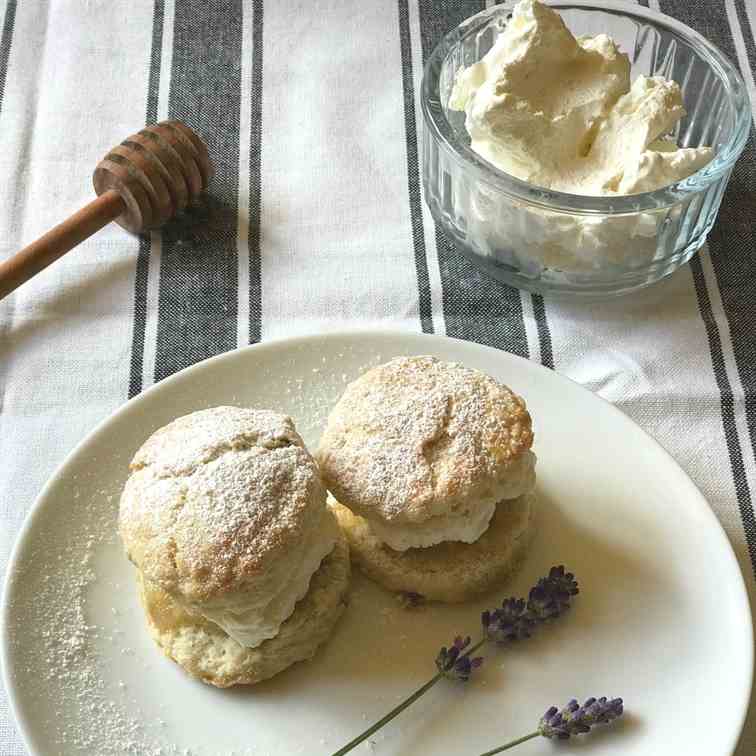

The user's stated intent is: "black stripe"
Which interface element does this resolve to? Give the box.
[0,0,17,114]
[128,0,165,399]
[399,0,434,334]
[690,255,756,574]
[154,0,243,380]
[417,0,529,356]
[531,293,554,370]
[248,0,263,345]
[660,0,756,577]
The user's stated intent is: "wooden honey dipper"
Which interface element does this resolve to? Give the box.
[0,120,213,300]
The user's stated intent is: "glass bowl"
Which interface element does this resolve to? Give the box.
[421,0,750,298]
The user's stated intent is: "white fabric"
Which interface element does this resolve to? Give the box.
[1,1,755,754]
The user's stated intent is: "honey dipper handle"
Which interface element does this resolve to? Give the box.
[0,189,125,300]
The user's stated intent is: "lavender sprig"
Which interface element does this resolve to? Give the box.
[528,566,579,620]
[540,696,624,738]
[436,636,484,681]
[481,598,531,642]
[330,566,578,756]
[480,696,624,755]
[482,566,578,643]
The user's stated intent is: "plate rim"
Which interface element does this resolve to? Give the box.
[2,328,753,755]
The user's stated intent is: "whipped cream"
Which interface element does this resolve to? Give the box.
[450,0,712,196]
[367,450,536,551]
[184,507,339,648]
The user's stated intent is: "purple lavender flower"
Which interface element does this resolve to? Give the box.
[481,598,532,643]
[479,696,624,755]
[435,636,483,681]
[527,566,579,621]
[539,696,624,739]
[482,566,579,644]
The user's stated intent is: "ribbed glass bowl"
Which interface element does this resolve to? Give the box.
[421,0,750,298]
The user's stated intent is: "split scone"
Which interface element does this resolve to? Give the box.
[119,406,350,687]
[318,356,536,602]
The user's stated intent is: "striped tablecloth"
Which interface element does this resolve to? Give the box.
[1,1,754,753]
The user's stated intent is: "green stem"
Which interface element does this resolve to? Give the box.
[330,673,443,756]
[464,637,487,656]
[329,636,489,756]
[479,732,540,755]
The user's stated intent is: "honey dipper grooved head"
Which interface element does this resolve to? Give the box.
[92,121,213,234]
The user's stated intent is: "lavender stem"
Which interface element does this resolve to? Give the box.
[479,732,540,755]
[462,637,487,656]
[330,673,443,756]
[329,566,579,756]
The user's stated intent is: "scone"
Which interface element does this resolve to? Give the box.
[330,494,534,603]
[119,406,349,687]
[137,534,350,687]
[317,356,536,602]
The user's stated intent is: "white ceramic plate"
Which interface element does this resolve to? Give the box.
[2,331,752,756]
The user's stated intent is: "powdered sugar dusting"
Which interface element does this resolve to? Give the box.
[5,490,190,754]
[317,356,535,525]
[4,346,395,755]
[276,351,388,447]
[119,408,330,603]
[7,344,501,755]
[129,408,303,479]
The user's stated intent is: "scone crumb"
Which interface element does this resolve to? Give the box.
[396,591,425,609]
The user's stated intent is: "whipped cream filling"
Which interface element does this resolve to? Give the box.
[180,507,339,648]
[369,450,536,551]
[450,0,712,195]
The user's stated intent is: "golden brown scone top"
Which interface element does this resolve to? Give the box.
[317,356,533,524]
[119,406,326,604]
